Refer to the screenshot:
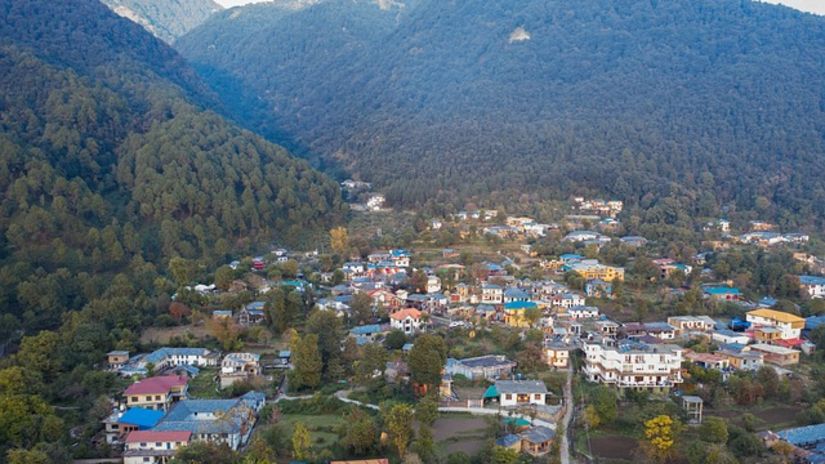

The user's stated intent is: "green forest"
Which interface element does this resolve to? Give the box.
[0,1,345,459]
[178,0,825,222]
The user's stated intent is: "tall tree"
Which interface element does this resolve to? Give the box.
[384,403,414,458]
[408,335,448,390]
[290,334,323,390]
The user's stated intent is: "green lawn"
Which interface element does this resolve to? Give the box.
[187,367,219,398]
[281,414,344,449]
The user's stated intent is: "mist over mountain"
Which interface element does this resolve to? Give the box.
[101,0,223,43]
[177,0,825,224]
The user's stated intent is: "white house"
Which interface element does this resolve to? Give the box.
[582,340,683,391]
[801,275,825,299]
[220,353,261,389]
[123,431,191,464]
[492,380,549,407]
[390,308,423,335]
[711,330,751,345]
[567,305,600,319]
[426,275,442,294]
[482,283,503,304]
[667,316,717,334]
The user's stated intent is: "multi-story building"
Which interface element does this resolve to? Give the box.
[124,376,189,411]
[746,308,805,340]
[445,355,516,381]
[569,260,625,282]
[481,283,503,304]
[544,339,573,369]
[667,316,717,334]
[390,308,423,335]
[582,341,683,391]
[123,431,191,464]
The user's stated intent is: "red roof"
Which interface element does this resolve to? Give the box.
[125,430,191,443]
[125,375,188,396]
[773,338,804,348]
[391,308,422,321]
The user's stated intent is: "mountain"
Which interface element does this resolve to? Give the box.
[101,0,223,43]
[0,0,345,333]
[177,0,825,223]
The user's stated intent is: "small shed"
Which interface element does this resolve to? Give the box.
[682,395,704,424]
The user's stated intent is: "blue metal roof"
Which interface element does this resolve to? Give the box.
[496,434,521,447]
[705,286,741,295]
[143,348,211,364]
[778,423,825,447]
[801,275,825,286]
[807,315,825,331]
[351,324,383,335]
[504,301,537,311]
[119,408,164,429]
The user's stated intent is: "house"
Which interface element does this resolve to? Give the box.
[390,308,423,335]
[746,343,800,366]
[567,306,600,319]
[487,380,549,407]
[569,260,625,282]
[594,320,619,338]
[220,353,262,389]
[125,375,189,411]
[141,348,218,371]
[123,431,191,464]
[544,339,573,369]
[704,286,741,302]
[445,355,516,381]
[562,230,605,243]
[495,434,523,451]
[619,236,648,248]
[552,292,585,309]
[667,316,716,334]
[585,279,613,298]
[643,322,677,340]
[774,423,825,464]
[350,324,388,345]
[520,426,556,457]
[800,275,825,299]
[653,259,693,279]
[685,352,730,371]
[151,391,265,451]
[367,289,403,310]
[385,360,410,383]
[582,340,683,391]
[107,351,130,370]
[503,287,531,304]
[711,329,751,345]
[503,301,537,327]
[212,310,233,320]
[237,301,266,326]
[103,407,165,444]
[720,349,764,371]
[426,275,442,294]
[482,283,503,304]
[746,308,805,340]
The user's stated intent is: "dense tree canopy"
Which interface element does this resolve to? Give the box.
[179,0,825,223]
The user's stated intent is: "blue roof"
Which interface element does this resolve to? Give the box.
[402,343,414,351]
[496,434,521,447]
[154,392,264,435]
[504,288,530,299]
[504,301,537,311]
[351,324,383,335]
[705,286,741,295]
[778,423,825,447]
[801,275,825,286]
[144,348,211,364]
[719,343,747,353]
[119,408,164,429]
[807,315,825,331]
[560,253,583,261]
[714,329,744,338]
[246,301,265,310]
[759,297,778,307]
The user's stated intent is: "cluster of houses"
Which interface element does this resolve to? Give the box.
[104,348,267,461]
[482,216,558,239]
[572,197,624,218]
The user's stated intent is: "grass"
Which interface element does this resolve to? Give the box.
[281,413,344,448]
[187,367,219,398]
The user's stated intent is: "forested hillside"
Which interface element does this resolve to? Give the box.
[0,1,344,458]
[101,0,222,43]
[178,0,825,224]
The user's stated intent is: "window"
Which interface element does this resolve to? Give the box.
[534,394,542,400]
[131,396,138,402]
[155,395,161,401]
[143,458,150,463]
[156,442,161,447]
[140,442,147,447]
[505,394,512,400]
[145,396,152,401]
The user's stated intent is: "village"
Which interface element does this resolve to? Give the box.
[94,197,825,464]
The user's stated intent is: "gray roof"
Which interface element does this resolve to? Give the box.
[495,380,548,394]
[520,426,556,443]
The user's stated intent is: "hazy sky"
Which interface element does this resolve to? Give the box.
[213,0,825,14]
[761,0,825,14]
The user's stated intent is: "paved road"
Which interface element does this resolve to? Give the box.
[560,365,574,464]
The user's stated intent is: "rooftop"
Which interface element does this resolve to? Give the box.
[118,408,164,429]
[125,430,191,444]
[520,426,556,443]
[495,380,548,395]
[125,375,188,396]
[747,308,805,324]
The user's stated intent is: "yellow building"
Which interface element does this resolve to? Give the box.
[124,375,189,411]
[570,260,625,282]
[503,302,537,327]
